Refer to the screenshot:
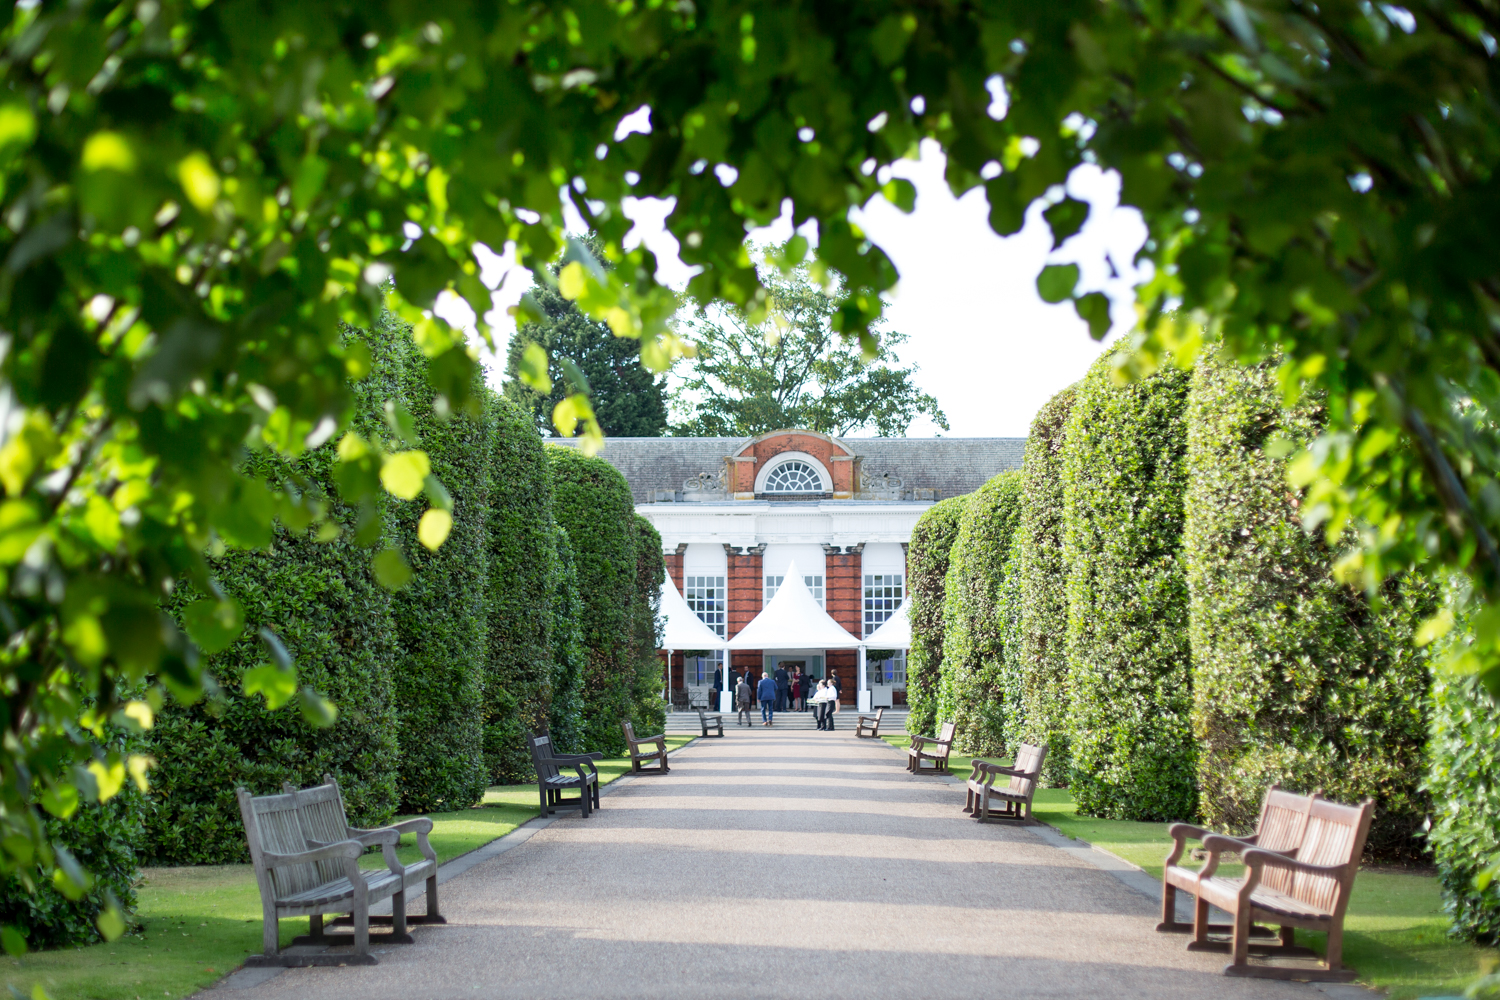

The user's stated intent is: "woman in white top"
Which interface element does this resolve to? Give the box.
[811,680,831,731]
[824,675,839,731]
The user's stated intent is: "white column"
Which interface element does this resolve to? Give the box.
[664,649,672,707]
[858,646,871,712]
[721,660,733,713]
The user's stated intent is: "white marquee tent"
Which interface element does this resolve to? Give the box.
[726,560,862,651]
[657,575,726,708]
[861,597,911,649]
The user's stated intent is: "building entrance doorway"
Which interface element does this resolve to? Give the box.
[764,652,823,711]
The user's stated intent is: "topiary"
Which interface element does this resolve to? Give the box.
[144,323,406,864]
[629,516,667,736]
[1186,350,1433,859]
[1063,351,1195,822]
[547,445,638,756]
[938,471,1024,757]
[481,391,558,783]
[547,524,588,754]
[387,317,489,813]
[905,496,969,739]
[1015,385,1077,785]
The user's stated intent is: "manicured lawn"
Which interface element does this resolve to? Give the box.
[883,736,1483,1000]
[2,736,696,1000]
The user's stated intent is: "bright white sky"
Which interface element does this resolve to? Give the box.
[446,139,1151,438]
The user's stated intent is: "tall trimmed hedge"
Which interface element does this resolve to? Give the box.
[548,446,639,756]
[389,327,488,812]
[145,324,406,864]
[938,472,1024,757]
[548,524,588,753]
[1186,351,1432,859]
[1015,385,1076,786]
[630,516,667,735]
[482,392,558,783]
[1063,353,1195,822]
[906,496,969,739]
[1427,659,1500,940]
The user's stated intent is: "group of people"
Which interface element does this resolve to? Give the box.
[722,665,843,730]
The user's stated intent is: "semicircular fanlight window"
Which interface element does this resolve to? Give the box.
[763,460,823,494]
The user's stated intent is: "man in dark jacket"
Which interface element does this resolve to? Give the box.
[757,672,778,726]
[774,664,791,712]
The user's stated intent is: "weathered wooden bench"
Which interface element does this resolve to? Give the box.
[964,743,1047,822]
[906,721,955,774]
[696,707,724,738]
[622,719,670,774]
[854,707,884,739]
[528,732,602,817]
[236,786,409,966]
[1184,795,1374,980]
[1158,783,1317,935]
[284,774,443,934]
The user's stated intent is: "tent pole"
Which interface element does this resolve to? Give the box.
[664,649,672,709]
[858,645,870,713]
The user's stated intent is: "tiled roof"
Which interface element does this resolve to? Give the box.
[549,435,1027,502]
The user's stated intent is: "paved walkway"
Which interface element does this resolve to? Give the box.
[223,733,1353,1000]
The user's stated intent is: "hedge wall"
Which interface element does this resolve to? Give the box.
[1063,352,1195,822]
[547,524,588,753]
[547,446,639,756]
[906,496,970,739]
[630,516,667,736]
[1428,659,1500,940]
[389,325,489,812]
[482,391,558,783]
[939,472,1024,757]
[1015,385,1076,785]
[1186,351,1433,859]
[0,734,146,949]
[145,324,405,864]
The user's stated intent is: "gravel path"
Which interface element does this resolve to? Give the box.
[219,732,1344,1000]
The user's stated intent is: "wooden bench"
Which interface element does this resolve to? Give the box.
[964,743,1047,822]
[622,719,670,774]
[854,707,884,739]
[1183,795,1374,980]
[527,732,602,817]
[1158,784,1316,935]
[284,774,443,934]
[236,786,410,966]
[696,707,724,738]
[906,721,955,774]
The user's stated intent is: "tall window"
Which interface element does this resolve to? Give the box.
[765,575,825,608]
[762,460,823,494]
[683,575,727,688]
[863,573,904,638]
[866,650,908,687]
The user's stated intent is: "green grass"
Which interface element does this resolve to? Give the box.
[880,734,1485,1000]
[2,736,696,1000]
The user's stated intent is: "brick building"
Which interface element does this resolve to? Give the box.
[557,429,1025,710]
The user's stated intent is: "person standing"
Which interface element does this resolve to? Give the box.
[825,674,840,731]
[811,680,828,730]
[790,670,802,712]
[758,671,778,726]
[735,674,753,727]
[774,663,790,713]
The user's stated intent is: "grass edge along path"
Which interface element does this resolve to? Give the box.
[3,736,696,1000]
[881,734,1482,1000]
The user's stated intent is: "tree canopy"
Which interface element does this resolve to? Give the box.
[7,0,1500,945]
[672,254,947,437]
[505,239,669,438]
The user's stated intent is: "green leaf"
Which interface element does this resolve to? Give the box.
[258,627,293,669]
[39,784,79,820]
[1037,264,1080,304]
[1043,197,1090,248]
[880,178,916,213]
[0,925,26,957]
[1075,292,1111,340]
[372,547,412,590]
[96,904,125,942]
[383,399,419,446]
[299,687,339,728]
[182,598,244,654]
[381,450,431,500]
[518,342,553,393]
[291,155,330,212]
[1416,608,1456,647]
[242,662,298,710]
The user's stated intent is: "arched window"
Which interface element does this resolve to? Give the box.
[762,460,824,494]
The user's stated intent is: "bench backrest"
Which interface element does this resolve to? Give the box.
[621,719,638,745]
[697,708,710,723]
[871,708,884,724]
[282,775,353,885]
[1252,784,1320,895]
[1007,743,1048,799]
[933,721,956,757]
[237,787,325,901]
[1286,797,1373,917]
[528,732,563,782]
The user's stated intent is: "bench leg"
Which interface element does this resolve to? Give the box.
[262,901,279,958]
[426,873,442,921]
[391,888,408,939]
[352,905,370,961]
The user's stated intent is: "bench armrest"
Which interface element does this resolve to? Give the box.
[320,828,399,848]
[352,817,437,865]
[263,839,363,868]
[633,732,666,745]
[553,751,603,762]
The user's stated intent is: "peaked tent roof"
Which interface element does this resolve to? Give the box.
[658,575,728,650]
[862,597,911,649]
[726,560,862,650]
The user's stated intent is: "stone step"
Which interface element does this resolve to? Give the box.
[664,709,908,734]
